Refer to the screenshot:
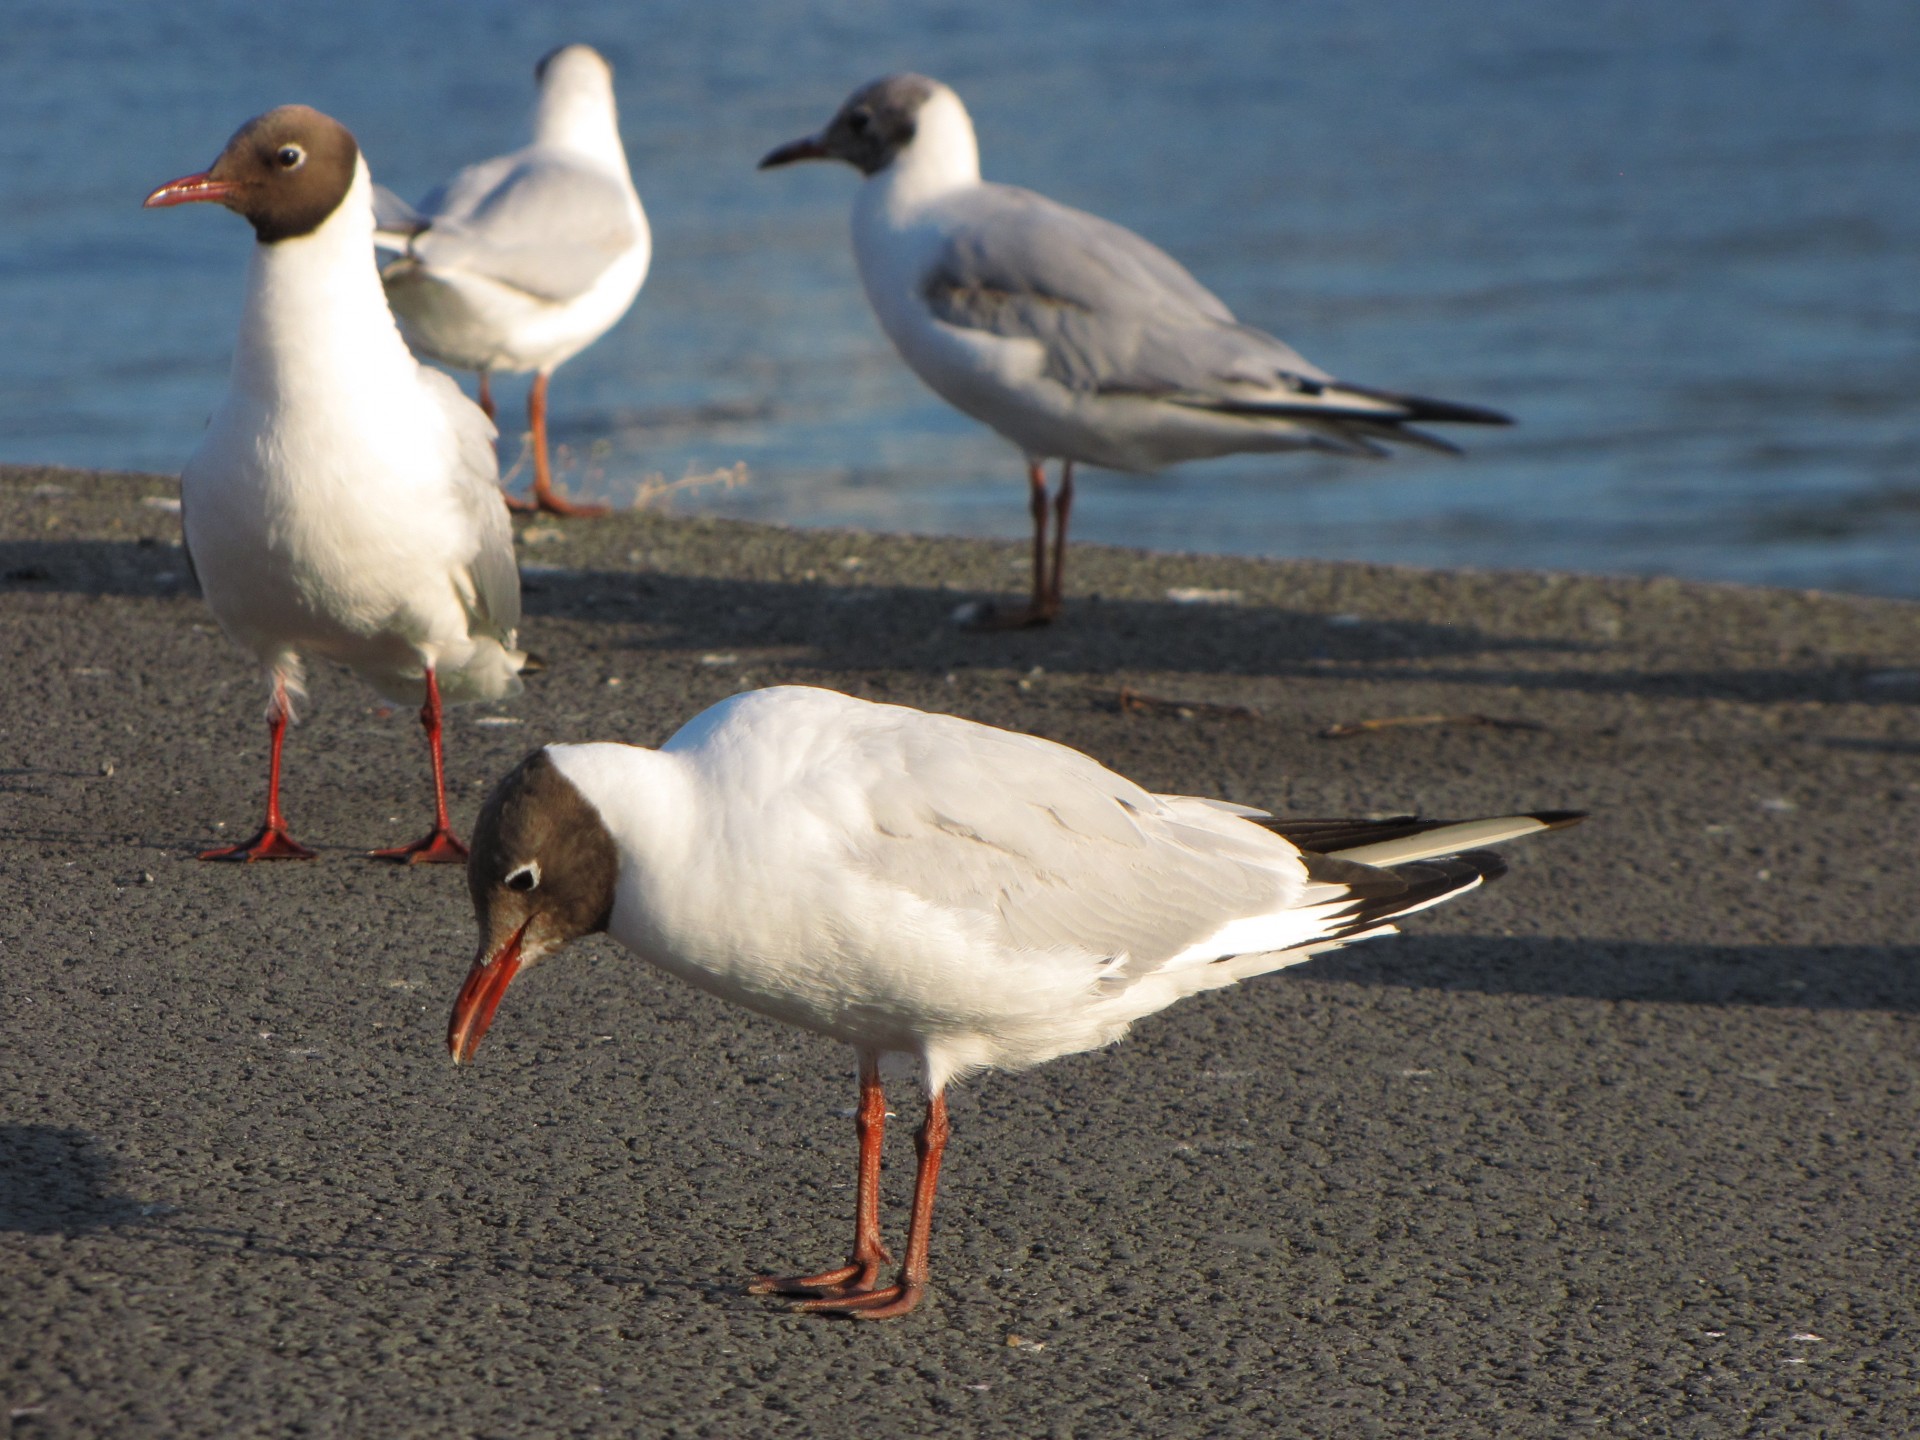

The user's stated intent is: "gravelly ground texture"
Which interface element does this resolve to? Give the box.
[4,463,1918,1438]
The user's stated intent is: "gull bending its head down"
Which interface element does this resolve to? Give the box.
[446,685,1581,1318]
[762,75,1511,626]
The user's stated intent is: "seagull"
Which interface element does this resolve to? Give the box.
[446,685,1582,1317]
[146,106,525,863]
[761,75,1513,626]
[374,44,650,518]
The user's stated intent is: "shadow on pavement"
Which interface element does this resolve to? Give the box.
[1304,934,1920,1012]
[16,536,1913,708]
[0,1125,152,1235]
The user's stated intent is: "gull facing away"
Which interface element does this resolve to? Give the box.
[761,75,1512,626]
[375,44,650,518]
[146,107,525,863]
[446,685,1582,1318]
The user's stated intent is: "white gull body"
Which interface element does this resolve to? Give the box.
[185,158,524,710]
[541,686,1526,1090]
[450,683,1578,1315]
[375,44,650,380]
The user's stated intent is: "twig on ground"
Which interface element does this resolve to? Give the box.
[632,462,750,511]
[1318,713,1547,740]
[1092,686,1262,721]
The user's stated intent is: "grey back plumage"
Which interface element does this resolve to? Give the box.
[397,151,642,303]
[920,182,1325,401]
[836,705,1309,975]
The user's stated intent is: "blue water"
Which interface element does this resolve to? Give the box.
[3,1,1917,595]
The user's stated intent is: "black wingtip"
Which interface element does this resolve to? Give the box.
[1527,810,1589,830]
[1319,848,1509,939]
[1460,848,1510,884]
[1337,383,1514,427]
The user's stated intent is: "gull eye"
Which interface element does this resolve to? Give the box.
[846,109,871,135]
[504,862,541,892]
[275,144,306,170]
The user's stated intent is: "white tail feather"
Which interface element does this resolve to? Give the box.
[1330,814,1559,867]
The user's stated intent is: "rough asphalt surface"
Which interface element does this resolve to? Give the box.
[4,463,1918,1438]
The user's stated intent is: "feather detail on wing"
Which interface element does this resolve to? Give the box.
[831,705,1318,974]
[1264,811,1587,866]
[917,181,1510,446]
[417,366,520,641]
[387,151,642,303]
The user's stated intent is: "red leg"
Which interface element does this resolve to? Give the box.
[487,373,544,515]
[750,1053,893,1298]
[1027,458,1050,615]
[498,372,540,513]
[370,668,468,864]
[793,1089,948,1319]
[1046,460,1074,613]
[527,371,608,518]
[202,677,316,861]
[965,461,1057,630]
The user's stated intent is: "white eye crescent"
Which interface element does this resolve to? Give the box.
[505,862,541,892]
[275,144,306,170]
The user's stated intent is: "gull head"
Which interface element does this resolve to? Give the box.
[448,748,619,1065]
[530,44,622,154]
[144,105,359,244]
[535,41,614,90]
[759,73,949,177]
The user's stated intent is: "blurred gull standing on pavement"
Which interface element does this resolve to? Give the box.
[377,44,650,518]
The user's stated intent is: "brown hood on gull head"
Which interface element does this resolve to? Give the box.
[448,749,619,1065]
[144,105,360,244]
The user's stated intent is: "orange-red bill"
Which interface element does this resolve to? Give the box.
[144,172,235,209]
[447,919,530,1065]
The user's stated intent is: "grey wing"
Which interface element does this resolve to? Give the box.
[420,368,520,637]
[405,150,642,303]
[920,183,1330,399]
[371,183,426,245]
[922,185,1512,443]
[849,713,1306,972]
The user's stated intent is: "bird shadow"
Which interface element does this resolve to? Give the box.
[533,564,1918,707]
[0,537,194,598]
[58,1209,736,1304]
[10,535,1915,707]
[0,1120,693,1292]
[1300,934,1920,1013]
[0,1125,154,1235]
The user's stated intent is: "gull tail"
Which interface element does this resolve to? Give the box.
[1333,382,1514,429]
[1265,810,1587,866]
[1179,380,1513,457]
[1264,810,1586,950]
[371,184,427,252]
[1300,847,1510,944]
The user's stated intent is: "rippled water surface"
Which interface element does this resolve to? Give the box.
[3,1,1916,594]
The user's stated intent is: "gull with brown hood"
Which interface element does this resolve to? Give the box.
[447,685,1582,1318]
[761,75,1511,627]
[146,106,524,862]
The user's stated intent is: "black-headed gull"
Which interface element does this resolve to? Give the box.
[446,685,1582,1317]
[375,44,650,518]
[761,75,1512,626]
[146,106,525,863]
